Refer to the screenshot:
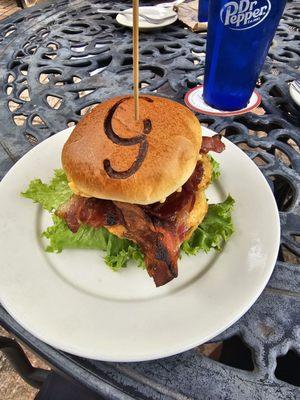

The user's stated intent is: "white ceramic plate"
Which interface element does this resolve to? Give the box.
[0,126,280,362]
[116,7,177,30]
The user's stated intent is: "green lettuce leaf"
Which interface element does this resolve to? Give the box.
[43,215,109,253]
[21,169,72,211]
[43,215,145,271]
[103,228,145,269]
[209,155,221,182]
[182,195,235,255]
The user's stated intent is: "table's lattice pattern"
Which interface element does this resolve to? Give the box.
[0,1,299,399]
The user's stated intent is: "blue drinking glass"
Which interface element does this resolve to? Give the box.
[198,0,209,22]
[203,0,287,111]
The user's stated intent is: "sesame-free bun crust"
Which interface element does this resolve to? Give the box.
[62,95,202,205]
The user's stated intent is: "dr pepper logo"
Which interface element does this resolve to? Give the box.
[220,0,271,30]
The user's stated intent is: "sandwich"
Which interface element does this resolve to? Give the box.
[23,95,234,287]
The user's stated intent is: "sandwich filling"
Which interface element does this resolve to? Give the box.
[56,134,225,286]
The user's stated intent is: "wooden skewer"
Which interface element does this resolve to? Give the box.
[133,0,139,121]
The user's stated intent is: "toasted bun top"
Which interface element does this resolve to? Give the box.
[62,95,202,205]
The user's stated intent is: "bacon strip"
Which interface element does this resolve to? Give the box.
[56,196,123,233]
[113,202,180,286]
[201,134,225,154]
[56,194,187,286]
[143,162,203,222]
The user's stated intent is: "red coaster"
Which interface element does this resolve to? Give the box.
[184,85,261,116]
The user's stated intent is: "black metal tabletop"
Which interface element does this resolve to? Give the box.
[0,0,299,399]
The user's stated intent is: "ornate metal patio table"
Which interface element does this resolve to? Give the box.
[0,0,299,399]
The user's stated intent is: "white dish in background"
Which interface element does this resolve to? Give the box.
[0,126,280,362]
[116,6,177,30]
[289,82,300,107]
